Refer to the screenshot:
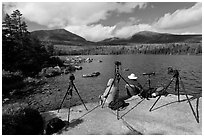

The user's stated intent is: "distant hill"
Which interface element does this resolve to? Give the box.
[31,29,90,46]
[99,31,202,44]
[31,29,202,46]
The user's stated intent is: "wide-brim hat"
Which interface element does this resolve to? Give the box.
[128,73,138,80]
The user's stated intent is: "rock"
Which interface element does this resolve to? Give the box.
[3,98,9,103]
[46,102,51,105]
[54,66,61,70]
[75,65,82,70]
[24,77,39,84]
[82,72,100,78]
[42,87,49,91]
[77,110,82,113]
[39,67,62,78]
[45,117,65,135]
[85,58,93,63]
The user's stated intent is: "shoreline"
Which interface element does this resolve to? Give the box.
[3,54,202,113]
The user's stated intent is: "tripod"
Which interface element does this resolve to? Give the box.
[58,74,88,125]
[101,61,134,119]
[142,72,155,89]
[149,69,199,123]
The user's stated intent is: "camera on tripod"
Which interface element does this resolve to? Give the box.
[167,67,179,77]
[115,61,121,66]
[69,74,75,81]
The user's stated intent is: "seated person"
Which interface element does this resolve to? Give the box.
[99,78,119,105]
[125,73,143,97]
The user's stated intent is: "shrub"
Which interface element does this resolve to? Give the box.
[45,56,64,67]
[2,70,24,97]
[2,104,44,135]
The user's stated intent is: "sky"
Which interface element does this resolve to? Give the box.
[2,2,202,42]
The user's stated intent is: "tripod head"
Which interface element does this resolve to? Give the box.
[115,61,121,66]
[167,67,179,78]
[69,74,75,81]
[114,61,122,80]
[114,61,121,73]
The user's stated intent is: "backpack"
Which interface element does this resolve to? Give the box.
[108,99,129,110]
[45,117,65,135]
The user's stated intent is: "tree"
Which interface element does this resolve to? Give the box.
[2,10,50,76]
[195,44,202,54]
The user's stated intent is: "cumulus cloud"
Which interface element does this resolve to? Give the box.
[114,2,202,39]
[114,24,155,38]
[65,24,116,42]
[3,2,201,41]
[3,2,147,27]
[154,2,202,30]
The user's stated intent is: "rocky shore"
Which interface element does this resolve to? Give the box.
[2,56,99,112]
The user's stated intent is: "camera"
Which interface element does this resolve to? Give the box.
[167,67,179,77]
[69,74,75,81]
[115,61,121,66]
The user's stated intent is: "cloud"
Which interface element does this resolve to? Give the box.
[114,24,155,38]
[3,2,147,41]
[3,2,147,27]
[65,24,116,42]
[154,2,202,30]
[114,2,202,39]
[3,2,201,41]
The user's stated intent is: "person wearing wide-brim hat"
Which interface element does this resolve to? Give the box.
[125,73,143,97]
[99,78,119,105]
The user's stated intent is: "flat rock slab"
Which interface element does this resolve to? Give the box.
[42,95,202,135]
[121,95,202,135]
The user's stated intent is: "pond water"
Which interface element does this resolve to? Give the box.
[59,54,202,104]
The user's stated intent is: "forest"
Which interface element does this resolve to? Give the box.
[53,43,202,56]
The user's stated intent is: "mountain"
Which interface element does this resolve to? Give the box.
[99,31,202,44]
[31,29,201,46]
[31,29,89,45]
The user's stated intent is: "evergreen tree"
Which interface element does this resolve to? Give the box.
[2,10,50,76]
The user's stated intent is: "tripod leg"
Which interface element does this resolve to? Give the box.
[119,73,135,91]
[149,77,175,112]
[116,109,119,120]
[73,83,88,111]
[120,98,145,119]
[58,85,71,112]
[67,97,72,126]
[101,75,117,108]
[148,75,151,89]
[180,77,199,123]
[176,77,180,102]
[196,97,199,122]
[149,95,161,112]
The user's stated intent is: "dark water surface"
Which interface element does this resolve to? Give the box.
[58,54,202,105]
